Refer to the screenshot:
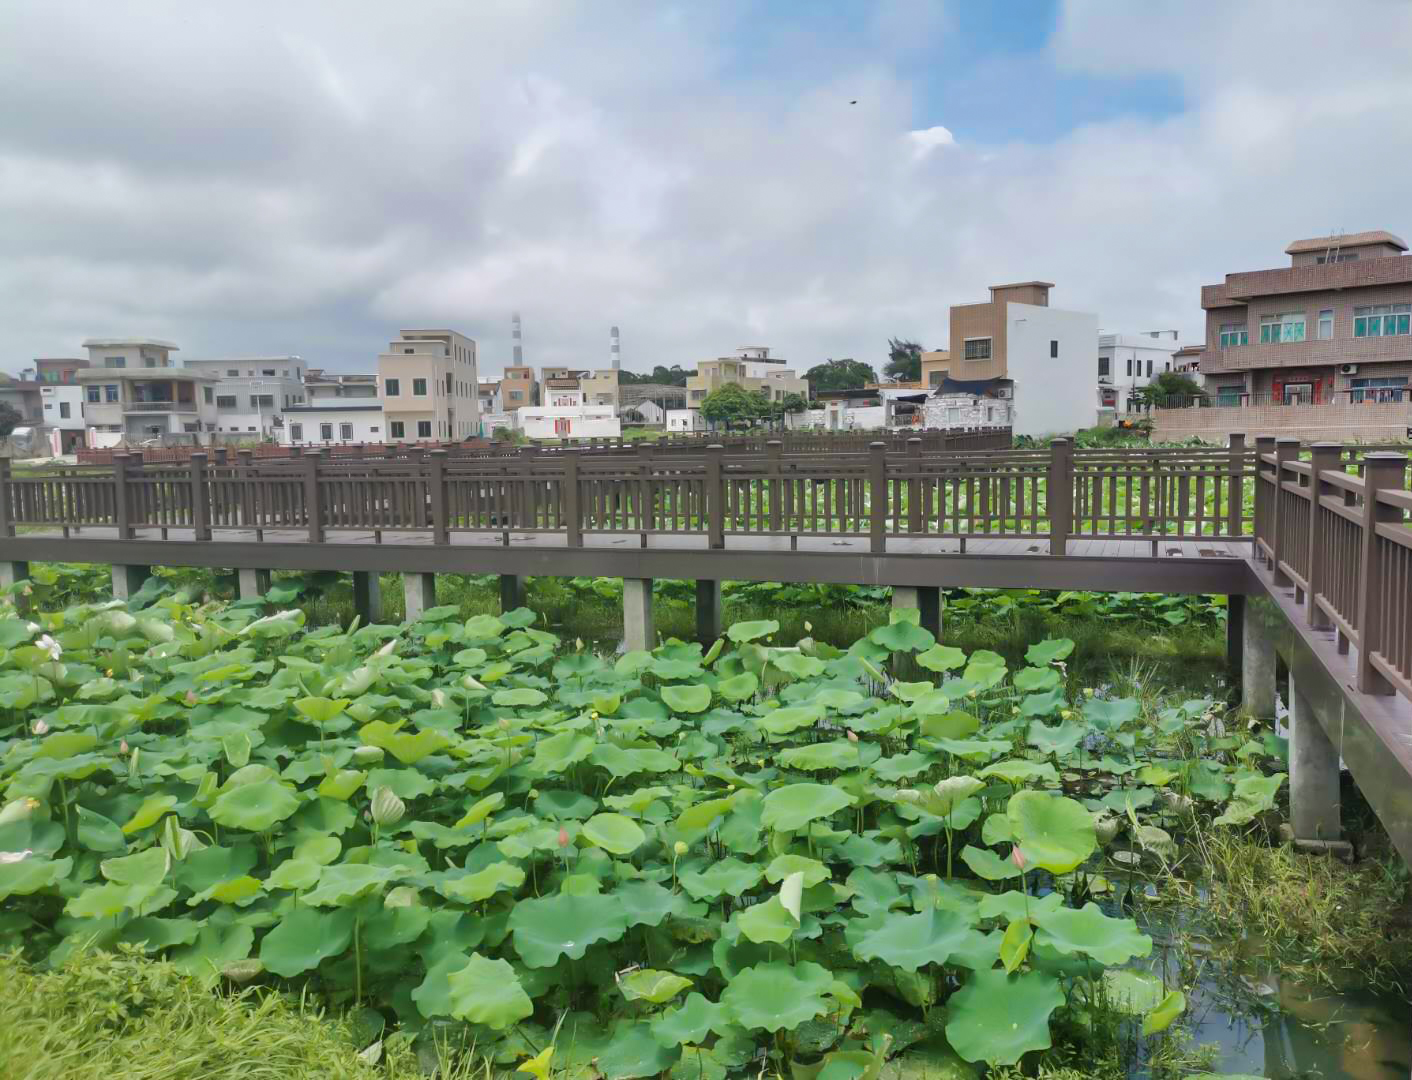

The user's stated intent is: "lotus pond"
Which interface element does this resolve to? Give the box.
[0,588,1407,1079]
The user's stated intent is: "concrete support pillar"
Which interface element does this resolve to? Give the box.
[892,585,942,638]
[111,564,152,603]
[695,579,723,644]
[500,574,527,614]
[352,571,382,624]
[0,561,30,611]
[1241,600,1277,720]
[237,567,271,600]
[1288,670,1341,842]
[1226,593,1245,685]
[623,577,654,652]
[402,572,436,623]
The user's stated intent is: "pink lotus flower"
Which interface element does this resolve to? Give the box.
[557,826,570,849]
[185,691,198,705]
[1010,846,1027,871]
[32,720,49,735]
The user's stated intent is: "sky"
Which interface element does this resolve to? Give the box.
[3,0,1412,377]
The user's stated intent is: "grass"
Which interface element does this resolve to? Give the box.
[0,949,488,1080]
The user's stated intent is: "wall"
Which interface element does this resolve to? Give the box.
[665,409,704,432]
[1006,302,1099,436]
[519,406,621,439]
[948,301,1007,380]
[39,385,85,429]
[1151,400,1412,443]
[283,409,386,446]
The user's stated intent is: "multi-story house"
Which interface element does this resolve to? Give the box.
[943,283,1097,437]
[1097,330,1184,415]
[378,329,480,442]
[579,369,620,409]
[500,366,538,412]
[1155,231,1412,442]
[76,338,220,444]
[283,370,383,446]
[182,357,306,440]
[685,347,809,412]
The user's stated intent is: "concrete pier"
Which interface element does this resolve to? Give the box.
[623,578,654,652]
[237,567,271,600]
[695,579,723,644]
[1242,597,1278,720]
[353,571,382,623]
[111,564,152,602]
[891,585,942,638]
[403,572,436,622]
[1288,670,1342,842]
[500,574,527,614]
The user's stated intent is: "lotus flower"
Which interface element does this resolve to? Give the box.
[557,826,570,849]
[36,634,61,660]
[1011,845,1027,871]
[32,719,48,735]
[0,849,33,864]
[370,787,405,827]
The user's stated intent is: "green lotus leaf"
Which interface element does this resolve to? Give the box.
[650,657,704,680]
[317,769,366,800]
[101,846,169,886]
[661,684,712,714]
[1215,772,1286,826]
[675,797,734,835]
[66,880,175,918]
[727,620,779,643]
[492,687,548,707]
[441,861,525,904]
[870,751,934,781]
[0,855,71,900]
[721,961,833,1032]
[266,858,322,891]
[121,794,178,835]
[444,953,534,1029]
[1033,902,1152,965]
[736,896,798,944]
[590,743,680,779]
[452,647,488,667]
[959,845,1022,881]
[999,918,1032,973]
[771,652,826,679]
[34,730,98,760]
[1008,790,1096,873]
[259,905,356,976]
[650,993,729,1047]
[188,874,262,906]
[916,644,966,672]
[464,614,506,638]
[294,835,341,865]
[761,783,855,832]
[679,858,764,901]
[846,867,906,917]
[530,731,596,775]
[208,779,300,832]
[975,890,1062,924]
[614,880,690,928]
[301,862,397,907]
[1026,719,1086,758]
[765,854,830,887]
[596,1020,682,1079]
[928,736,1013,761]
[977,759,1058,786]
[454,792,506,828]
[756,705,823,736]
[869,619,935,654]
[293,696,351,729]
[358,720,452,765]
[1102,969,1167,1015]
[1012,667,1061,693]
[945,969,1063,1065]
[1083,697,1140,729]
[581,812,647,855]
[1024,638,1074,666]
[852,908,972,971]
[117,915,201,952]
[716,672,759,702]
[962,650,1007,689]
[169,922,255,986]
[777,740,861,771]
[509,891,630,967]
[918,710,980,739]
[619,968,693,1004]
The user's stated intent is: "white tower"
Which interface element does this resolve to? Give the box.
[610,325,620,371]
[512,312,523,367]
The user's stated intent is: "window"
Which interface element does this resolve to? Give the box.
[226,369,239,377]
[340,423,353,440]
[963,338,991,361]
[1218,323,1248,348]
[1049,339,1058,358]
[1259,312,1305,343]
[412,378,427,396]
[446,373,454,393]
[508,390,522,400]
[1146,358,1153,377]
[104,357,126,369]
[1349,377,1408,403]
[1126,357,1133,377]
[250,394,275,408]
[86,386,100,403]
[1353,303,1411,338]
[203,387,214,404]
[370,426,380,433]
[1317,310,1334,340]
[216,395,237,409]
[290,423,303,441]
[403,348,414,354]
[262,369,275,376]
[59,402,70,419]
[384,377,400,396]
[417,420,432,438]
[105,385,119,403]
[390,421,405,438]
[1316,253,1359,264]
[320,423,333,440]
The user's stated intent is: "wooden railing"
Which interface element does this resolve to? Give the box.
[1253,436,1412,703]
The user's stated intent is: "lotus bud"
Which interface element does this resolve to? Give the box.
[590,711,600,720]
[119,740,129,755]
[1010,846,1027,871]
[370,788,405,828]
[1084,688,1095,698]
[557,826,570,849]
[529,788,540,799]
[847,730,859,743]
[968,689,978,698]
[673,841,688,857]
[1061,710,1072,720]
[0,798,40,825]
[804,621,813,633]
[36,634,61,661]
[727,784,736,792]
[498,717,510,730]
[352,745,385,765]
[431,689,447,708]
[1093,814,1120,846]
[1011,706,1020,715]
[105,669,114,677]
[185,690,198,705]
[32,719,49,736]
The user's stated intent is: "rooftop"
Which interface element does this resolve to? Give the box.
[82,338,180,350]
[1285,230,1407,255]
[990,280,1055,291]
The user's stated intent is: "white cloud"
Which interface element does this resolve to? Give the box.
[1,0,1411,374]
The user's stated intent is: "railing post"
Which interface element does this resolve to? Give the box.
[303,449,324,543]
[705,444,725,549]
[0,457,12,538]
[1252,435,1276,554]
[562,448,582,547]
[429,449,449,545]
[1047,438,1072,556]
[906,437,922,534]
[1271,438,1299,586]
[869,440,887,554]
[1226,432,1246,537]
[767,439,783,533]
[1305,443,1340,628]
[1356,452,1409,695]
[190,452,211,541]
[113,452,135,540]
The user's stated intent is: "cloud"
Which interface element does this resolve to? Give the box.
[1,0,1411,374]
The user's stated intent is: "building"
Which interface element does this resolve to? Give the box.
[519,404,621,440]
[478,378,501,415]
[541,367,586,408]
[619,383,687,427]
[1172,344,1204,382]
[76,338,219,444]
[34,358,89,384]
[283,371,382,447]
[1097,331,1184,415]
[946,283,1097,437]
[579,369,620,409]
[0,377,46,427]
[1155,230,1412,442]
[665,408,705,434]
[377,329,480,442]
[39,383,87,452]
[182,357,306,440]
[685,347,809,411]
[501,366,538,412]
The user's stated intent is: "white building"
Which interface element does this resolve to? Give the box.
[1097,331,1184,415]
[39,384,87,453]
[183,357,307,440]
[665,408,705,434]
[282,371,385,446]
[1005,306,1098,437]
[519,404,621,440]
[77,338,221,445]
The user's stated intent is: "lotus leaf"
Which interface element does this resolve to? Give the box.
[944,969,1063,1065]
[260,905,356,976]
[441,861,525,903]
[121,794,178,834]
[581,812,647,854]
[1007,791,1096,873]
[441,953,535,1028]
[0,855,71,899]
[1026,719,1086,758]
[852,908,972,970]
[651,993,729,1047]
[870,619,935,653]
[530,731,596,775]
[1033,902,1151,965]
[916,644,966,672]
[493,687,548,707]
[301,862,397,907]
[736,896,798,944]
[958,845,1022,881]
[999,918,1032,973]
[777,740,861,771]
[1142,990,1185,1035]
[772,652,826,679]
[721,961,833,1032]
[509,891,629,967]
[208,779,300,832]
[756,705,824,736]
[761,784,855,832]
[727,620,779,643]
[962,650,1007,689]
[614,880,689,927]
[977,760,1058,786]
[765,853,830,887]
[1024,638,1074,666]
[679,858,764,901]
[1102,969,1167,1015]
[619,968,693,1004]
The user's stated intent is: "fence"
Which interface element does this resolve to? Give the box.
[1253,436,1412,704]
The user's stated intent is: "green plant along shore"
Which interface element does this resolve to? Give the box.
[0,592,1293,1076]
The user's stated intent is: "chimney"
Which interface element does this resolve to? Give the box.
[512,312,523,367]
[610,325,620,371]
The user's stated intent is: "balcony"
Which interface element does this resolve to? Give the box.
[125,401,201,413]
[1149,393,1411,444]
[1200,335,1412,373]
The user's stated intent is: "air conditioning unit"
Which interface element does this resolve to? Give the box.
[995,387,1012,399]
[1339,364,1359,375]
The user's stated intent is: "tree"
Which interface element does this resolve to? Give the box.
[803,358,877,392]
[0,402,23,438]
[884,338,923,383]
[620,365,690,386]
[700,383,769,430]
[1134,371,1206,409]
